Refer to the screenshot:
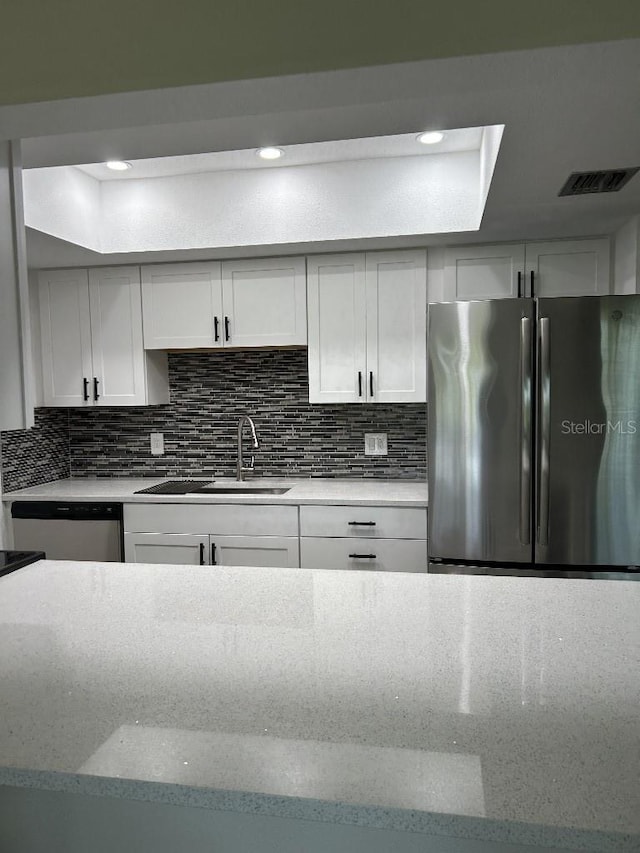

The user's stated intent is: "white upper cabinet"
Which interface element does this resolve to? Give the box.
[444,244,525,300]
[141,257,307,350]
[39,267,168,407]
[365,251,427,403]
[221,257,307,348]
[524,238,611,297]
[307,254,368,403]
[142,262,223,349]
[39,268,93,407]
[442,238,610,301]
[307,250,426,404]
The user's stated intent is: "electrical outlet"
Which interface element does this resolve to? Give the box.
[150,432,165,456]
[364,433,388,456]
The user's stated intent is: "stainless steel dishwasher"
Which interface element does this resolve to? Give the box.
[11,502,123,561]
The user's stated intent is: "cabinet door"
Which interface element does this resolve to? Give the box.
[300,537,427,572]
[211,536,299,568]
[141,262,223,349]
[365,250,427,403]
[221,257,307,347]
[38,269,93,407]
[443,244,525,300]
[525,238,610,297]
[88,267,147,406]
[124,532,209,564]
[307,254,367,403]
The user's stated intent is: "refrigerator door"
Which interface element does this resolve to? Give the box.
[428,299,535,564]
[536,296,640,566]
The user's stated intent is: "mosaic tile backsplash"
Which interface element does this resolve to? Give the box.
[0,408,70,492]
[2,349,426,488]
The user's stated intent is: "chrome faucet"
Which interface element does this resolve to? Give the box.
[237,415,260,481]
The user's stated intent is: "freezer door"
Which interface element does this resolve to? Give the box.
[536,296,640,566]
[428,299,534,563]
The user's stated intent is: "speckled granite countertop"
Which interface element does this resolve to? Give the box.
[1,477,428,507]
[0,561,638,851]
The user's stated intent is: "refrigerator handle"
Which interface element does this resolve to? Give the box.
[519,317,532,545]
[538,317,551,546]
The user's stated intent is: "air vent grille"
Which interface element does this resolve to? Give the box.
[559,168,639,196]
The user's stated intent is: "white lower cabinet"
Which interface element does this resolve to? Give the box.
[300,537,427,572]
[213,536,299,568]
[124,533,209,565]
[124,532,299,567]
[123,504,300,568]
[299,504,428,572]
[123,502,427,572]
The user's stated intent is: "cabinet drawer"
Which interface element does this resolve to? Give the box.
[299,505,426,539]
[124,503,298,536]
[300,537,427,572]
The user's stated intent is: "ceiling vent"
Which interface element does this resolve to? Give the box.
[559,167,639,197]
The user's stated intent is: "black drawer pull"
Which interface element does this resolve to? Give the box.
[517,270,522,298]
[357,371,363,397]
[83,377,90,401]
[348,521,376,526]
[349,553,377,559]
[93,377,100,401]
[211,542,217,565]
[199,542,205,565]
[224,316,230,342]
[369,371,374,397]
[214,316,220,342]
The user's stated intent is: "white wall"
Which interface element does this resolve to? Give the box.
[478,124,504,215]
[22,165,102,252]
[0,141,31,432]
[613,215,640,294]
[23,150,494,254]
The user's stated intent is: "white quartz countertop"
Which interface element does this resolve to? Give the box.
[1,477,428,507]
[0,561,638,851]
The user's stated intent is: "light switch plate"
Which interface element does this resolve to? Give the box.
[150,432,165,456]
[364,433,388,456]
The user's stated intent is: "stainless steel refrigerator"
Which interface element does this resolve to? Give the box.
[427,296,640,575]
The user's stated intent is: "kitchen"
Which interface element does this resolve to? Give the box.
[0,11,639,853]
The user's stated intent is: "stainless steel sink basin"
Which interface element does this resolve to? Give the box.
[189,486,290,495]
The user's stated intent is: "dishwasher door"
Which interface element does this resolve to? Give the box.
[11,502,123,561]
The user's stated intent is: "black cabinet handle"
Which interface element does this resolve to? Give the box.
[199,542,205,565]
[349,553,377,559]
[369,371,374,397]
[530,269,535,297]
[211,542,217,565]
[517,271,522,298]
[214,316,220,342]
[224,316,230,342]
[358,371,363,397]
[93,377,100,401]
[83,378,90,401]
[348,521,376,526]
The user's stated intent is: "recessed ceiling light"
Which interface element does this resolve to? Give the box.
[257,147,284,161]
[417,131,445,145]
[105,160,132,171]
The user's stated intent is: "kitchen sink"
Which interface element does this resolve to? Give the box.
[189,486,290,495]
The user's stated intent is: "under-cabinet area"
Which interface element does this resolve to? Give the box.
[122,499,429,572]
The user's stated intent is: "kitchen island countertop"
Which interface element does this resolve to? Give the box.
[0,560,638,852]
[1,476,428,507]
